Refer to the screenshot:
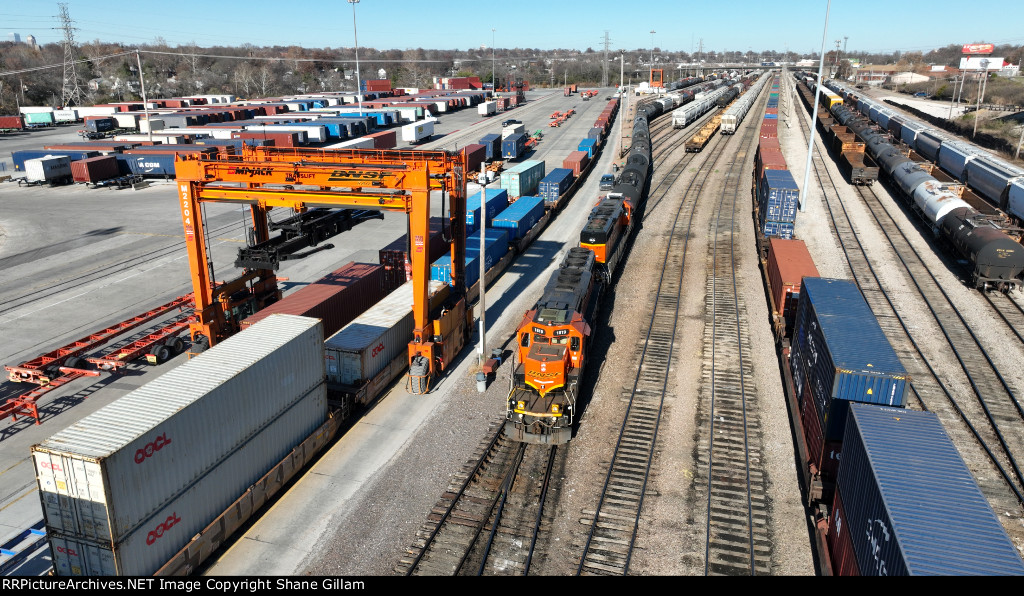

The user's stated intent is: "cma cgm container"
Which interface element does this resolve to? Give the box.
[466,187,510,231]
[499,160,545,198]
[324,280,447,387]
[479,133,501,161]
[791,277,907,443]
[492,196,545,240]
[115,153,176,177]
[71,155,120,183]
[538,168,574,206]
[833,404,1024,576]
[34,315,327,575]
[240,262,384,338]
[766,238,819,335]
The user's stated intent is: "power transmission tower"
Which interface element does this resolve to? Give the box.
[602,31,611,88]
[58,3,85,107]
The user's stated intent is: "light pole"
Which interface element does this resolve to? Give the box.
[491,28,496,93]
[973,59,988,138]
[801,0,832,212]
[650,30,656,84]
[348,0,362,115]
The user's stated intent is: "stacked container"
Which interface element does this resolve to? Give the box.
[324,280,447,389]
[538,168,574,206]
[499,160,545,199]
[34,315,327,576]
[378,217,449,293]
[562,151,590,177]
[491,196,545,240]
[831,404,1024,575]
[757,169,800,240]
[578,138,598,159]
[789,277,908,484]
[479,133,501,161]
[766,238,819,336]
[240,262,384,337]
[466,188,510,233]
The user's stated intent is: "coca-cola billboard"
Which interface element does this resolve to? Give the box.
[962,43,995,55]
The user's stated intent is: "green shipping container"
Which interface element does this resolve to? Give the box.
[25,111,55,125]
[499,160,545,198]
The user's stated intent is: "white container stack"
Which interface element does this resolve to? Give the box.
[25,155,72,184]
[33,314,327,576]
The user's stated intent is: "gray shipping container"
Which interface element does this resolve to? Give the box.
[48,386,326,576]
[33,315,326,546]
[325,280,445,387]
[25,155,72,183]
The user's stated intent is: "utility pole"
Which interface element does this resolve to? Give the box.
[58,3,85,107]
[602,30,611,88]
[802,0,832,212]
[973,59,988,138]
[833,39,841,78]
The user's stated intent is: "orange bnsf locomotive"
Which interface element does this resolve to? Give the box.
[504,103,656,444]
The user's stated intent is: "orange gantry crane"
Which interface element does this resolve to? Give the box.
[174,146,471,393]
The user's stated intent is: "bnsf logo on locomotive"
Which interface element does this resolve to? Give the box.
[135,432,172,464]
[327,170,391,182]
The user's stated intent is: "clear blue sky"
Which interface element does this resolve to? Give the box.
[4,1,1022,56]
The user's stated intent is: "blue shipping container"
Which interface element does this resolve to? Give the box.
[292,120,347,139]
[502,133,526,160]
[86,118,116,133]
[466,188,510,230]
[793,278,907,441]
[432,252,481,288]
[538,168,574,205]
[836,404,1024,576]
[759,169,799,223]
[466,227,510,266]
[13,150,99,171]
[578,138,598,159]
[764,114,778,120]
[115,153,177,177]
[480,134,501,161]
[492,196,545,240]
[760,220,794,239]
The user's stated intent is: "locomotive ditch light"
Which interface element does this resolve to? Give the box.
[517,400,526,411]
[551,404,560,414]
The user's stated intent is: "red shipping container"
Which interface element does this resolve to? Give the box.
[240,262,384,337]
[365,130,397,149]
[801,381,843,485]
[0,115,25,129]
[767,238,819,335]
[827,489,861,576]
[234,131,300,147]
[378,218,448,293]
[461,144,486,174]
[71,155,120,183]
[760,122,778,139]
[765,108,778,115]
[563,151,590,177]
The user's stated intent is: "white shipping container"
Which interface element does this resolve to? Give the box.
[25,155,72,183]
[325,138,375,149]
[48,386,326,576]
[478,101,497,116]
[325,280,445,386]
[19,106,54,114]
[139,119,165,133]
[33,315,326,546]
[501,123,525,140]
[53,109,79,123]
[110,113,138,130]
[75,106,119,117]
[401,120,434,143]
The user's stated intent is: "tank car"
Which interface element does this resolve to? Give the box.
[940,208,1024,291]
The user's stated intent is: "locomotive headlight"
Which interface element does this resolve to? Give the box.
[517,401,526,411]
[551,404,560,414]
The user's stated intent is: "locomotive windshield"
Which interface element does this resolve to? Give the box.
[536,308,568,324]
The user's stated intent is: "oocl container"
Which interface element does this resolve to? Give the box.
[33,315,326,548]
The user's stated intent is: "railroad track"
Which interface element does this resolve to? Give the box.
[576,87,766,575]
[397,422,561,576]
[984,292,1024,347]
[788,71,1024,528]
[697,86,771,575]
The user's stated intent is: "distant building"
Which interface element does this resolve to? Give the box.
[889,72,929,85]
[8,32,21,43]
[1000,63,1019,77]
[855,65,899,85]
[26,34,37,49]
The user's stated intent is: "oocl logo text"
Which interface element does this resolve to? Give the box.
[135,432,172,464]
[371,342,385,357]
[146,513,181,546]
